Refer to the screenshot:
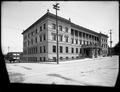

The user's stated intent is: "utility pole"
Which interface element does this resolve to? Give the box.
[53,3,60,64]
[109,29,112,57]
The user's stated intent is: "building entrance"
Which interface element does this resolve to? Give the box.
[84,48,91,58]
[81,44,102,58]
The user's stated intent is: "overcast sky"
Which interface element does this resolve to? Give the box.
[2,1,119,54]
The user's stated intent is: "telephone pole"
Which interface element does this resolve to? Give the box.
[109,29,112,57]
[53,3,60,64]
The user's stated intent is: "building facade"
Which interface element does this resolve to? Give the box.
[22,11,108,62]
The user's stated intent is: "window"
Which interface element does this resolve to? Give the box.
[40,46,42,53]
[60,57,63,60]
[59,25,62,31]
[43,23,46,29]
[60,46,63,53]
[24,35,27,40]
[65,27,68,32]
[13,53,16,55]
[75,30,78,36]
[32,47,36,54]
[66,47,68,53]
[95,37,96,41]
[59,35,63,42]
[90,42,92,45]
[53,45,56,53]
[24,49,27,55]
[86,34,88,39]
[40,26,42,31]
[92,36,94,40]
[32,48,34,54]
[80,48,81,54]
[40,57,42,61]
[79,40,82,45]
[83,33,85,38]
[102,44,103,47]
[65,36,69,42]
[17,54,19,55]
[33,31,35,36]
[35,37,37,43]
[83,40,85,45]
[33,47,34,54]
[71,38,74,44]
[29,48,31,54]
[76,48,78,53]
[40,35,42,42]
[71,48,74,53]
[52,34,56,41]
[89,35,91,39]
[44,34,46,41]
[76,39,78,44]
[43,57,46,61]
[71,29,74,35]
[28,33,30,38]
[53,57,56,61]
[36,47,37,54]
[24,42,27,47]
[31,39,33,45]
[27,48,29,54]
[33,47,35,54]
[66,57,68,59]
[79,32,81,37]
[87,41,88,45]
[43,46,46,53]
[52,23,56,29]
[35,29,37,34]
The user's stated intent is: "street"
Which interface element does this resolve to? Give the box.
[6,55,119,87]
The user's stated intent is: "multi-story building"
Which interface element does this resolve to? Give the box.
[22,10,108,62]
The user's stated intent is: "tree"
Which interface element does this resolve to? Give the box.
[5,53,13,63]
[113,42,119,55]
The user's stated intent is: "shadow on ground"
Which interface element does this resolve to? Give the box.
[13,65,32,70]
[47,73,96,86]
[8,72,25,83]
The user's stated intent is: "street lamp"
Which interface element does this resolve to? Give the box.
[53,3,60,64]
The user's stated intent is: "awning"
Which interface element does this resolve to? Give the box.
[81,44,102,49]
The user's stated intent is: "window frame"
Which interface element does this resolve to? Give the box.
[43,23,46,29]
[66,47,68,53]
[65,27,68,33]
[53,45,56,53]
[60,46,63,53]
[59,25,62,31]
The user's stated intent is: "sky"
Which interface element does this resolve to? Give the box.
[1,1,119,54]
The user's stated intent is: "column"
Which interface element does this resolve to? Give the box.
[92,48,95,58]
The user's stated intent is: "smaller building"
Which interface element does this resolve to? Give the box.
[6,52,22,63]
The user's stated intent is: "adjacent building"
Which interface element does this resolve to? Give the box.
[22,11,108,62]
[5,52,22,62]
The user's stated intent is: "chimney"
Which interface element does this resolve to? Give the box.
[69,18,71,22]
[47,9,49,13]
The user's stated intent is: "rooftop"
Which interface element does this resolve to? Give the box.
[22,11,108,38]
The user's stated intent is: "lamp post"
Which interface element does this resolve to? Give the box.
[53,3,60,64]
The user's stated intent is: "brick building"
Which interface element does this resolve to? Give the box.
[22,11,108,62]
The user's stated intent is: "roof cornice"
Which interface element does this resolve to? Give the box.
[22,12,108,38]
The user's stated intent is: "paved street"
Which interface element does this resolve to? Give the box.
[6,56,119,87]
